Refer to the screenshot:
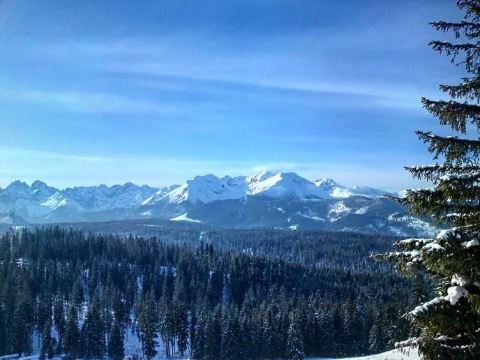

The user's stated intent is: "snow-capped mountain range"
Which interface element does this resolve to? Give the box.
[143,171,387,207]
[0,171,435,236]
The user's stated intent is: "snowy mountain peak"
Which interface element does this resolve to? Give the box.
[246,170,277,183]
[247,172,321,199]
[315,178,338,190]
[350,185,390,198]
[157,171,328,205]
[162,173,247,205]
[6,180,30,191]
[5,180,31,197]
[191,173,219,182]
[31,180,47,189]
[314,178,391,199]
[31,180,58,197]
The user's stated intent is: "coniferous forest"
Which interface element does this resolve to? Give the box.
[0,225,416,359]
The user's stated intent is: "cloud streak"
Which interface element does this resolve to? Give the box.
[0,88,178,114]
[0,0,457,191]
[39,33,451,112]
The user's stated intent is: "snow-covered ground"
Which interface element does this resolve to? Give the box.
[312,347,420,360]
[170,212,202,223]
[12,347,421,360]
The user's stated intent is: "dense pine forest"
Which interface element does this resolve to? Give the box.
[0,225,416,359]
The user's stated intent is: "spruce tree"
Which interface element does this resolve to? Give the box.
[53,293,65,355]
[39,318,55,360]
[63,306,80,360]
[81,295,106,359]
[220,305,242,360]
[377,1,480,358]
[136,291,159,360]
[0,303,6,355]
[108,318,125,360]
[11,283,34,356]
[286,312,305,360]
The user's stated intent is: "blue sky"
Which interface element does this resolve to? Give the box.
[0,0,462,190]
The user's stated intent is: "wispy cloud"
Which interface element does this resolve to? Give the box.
[0,88,178,114]
[39,34,437,111]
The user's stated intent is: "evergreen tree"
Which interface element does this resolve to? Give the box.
[136,291,159,360]
[36,291,53,344]
[191,309,206,360]
[40,318,55,360]
[286,312,305,360]
[53,293,65,355]
[0,303,6,355]
[11,283,34,356]
[159,297,175,357]
[108,318,125,360]
[206,305,222,360]
[220,305,243,360]
[63,306,80,360]
[377,1,480,358]
[368,312,386,354]
[174,302,189,357]
[81,295,106,359]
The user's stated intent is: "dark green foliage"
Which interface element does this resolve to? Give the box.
[63,306,80,360]
[136,291,159,360]
[108,319,125,360]
[286,312,305,360]
[12,282,35,356]
[39,318,55,360]
[0,302,6,355]
[376,1,480,358]
[0,226,412,358]
[81,294,106,359]
[220,304,243,360]
[52,293,65,354]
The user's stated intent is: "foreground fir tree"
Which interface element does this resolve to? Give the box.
[376,1,480,358]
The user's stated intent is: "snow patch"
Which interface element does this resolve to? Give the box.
[309,346,420,359]
[0,215,13,224]
[354,206,370,215]
[437,228,461,240]
[297,211,325,222]
[170,213,201,223]
[328,202,351,221]
[446,286,468,305]
[463,239,479,248]
[452,274,469,287]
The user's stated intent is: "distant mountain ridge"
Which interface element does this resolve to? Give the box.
[0,171,435,237]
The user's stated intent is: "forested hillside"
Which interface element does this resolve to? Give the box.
[0,226,415,359]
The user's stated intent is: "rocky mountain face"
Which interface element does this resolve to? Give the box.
[0,171,435,237]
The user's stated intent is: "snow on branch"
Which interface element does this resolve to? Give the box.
[410,286,468,318]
